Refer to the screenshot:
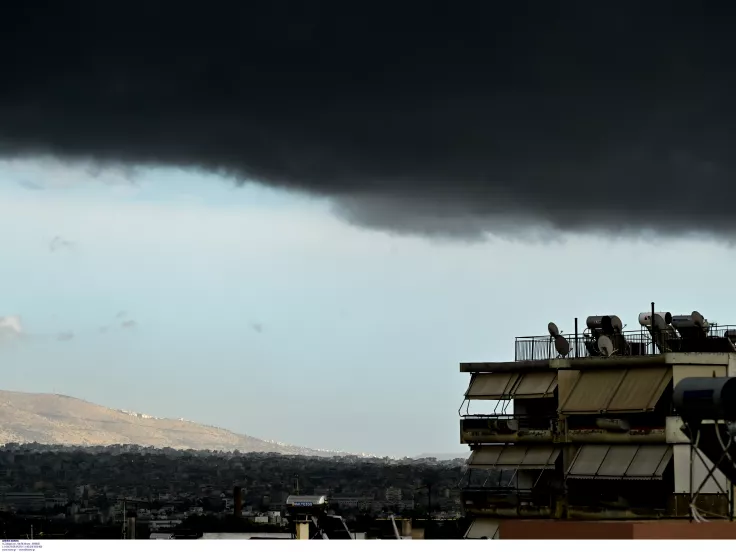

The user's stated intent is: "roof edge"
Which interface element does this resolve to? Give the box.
[460,354,672,373]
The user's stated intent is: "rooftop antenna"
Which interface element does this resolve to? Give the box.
[548,322,571,358]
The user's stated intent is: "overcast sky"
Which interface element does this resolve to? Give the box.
[0,158,734,457]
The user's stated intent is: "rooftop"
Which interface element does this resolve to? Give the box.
[511,311,736,362]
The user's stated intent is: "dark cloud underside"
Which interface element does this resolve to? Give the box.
[2,1,736,238]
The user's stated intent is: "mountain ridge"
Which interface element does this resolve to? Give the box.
[0,390,354,457]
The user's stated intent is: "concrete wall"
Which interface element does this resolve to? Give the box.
[499,520,736,539]
[729,354,736,377]
[672,363,727,386]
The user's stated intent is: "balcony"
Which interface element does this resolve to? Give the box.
[460,416,556,444]
[461,487,554,517]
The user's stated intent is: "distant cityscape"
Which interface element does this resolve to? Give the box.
[0,443,468,538]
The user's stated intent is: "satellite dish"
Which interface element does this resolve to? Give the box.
[548,322,560,337]
[554,335,571,358]
[597,335,614,357]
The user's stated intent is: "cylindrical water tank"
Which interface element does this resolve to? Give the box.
[672,377,736,421]
[586,315,623,333]
[671,311,707,329]
[638,312,672,326]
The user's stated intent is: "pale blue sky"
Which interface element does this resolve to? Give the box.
[1,157,735,456]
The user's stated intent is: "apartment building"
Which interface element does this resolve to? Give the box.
[460,310,736,538]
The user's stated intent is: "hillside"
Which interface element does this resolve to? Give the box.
[0,390,336,456]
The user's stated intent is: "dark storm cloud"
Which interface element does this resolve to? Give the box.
[2,1,736,238]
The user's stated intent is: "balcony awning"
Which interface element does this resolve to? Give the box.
[464,518,499,539]
[466,372,557,400]
[559,367,671,414]
[468,445,560,470]
[566,444,673,480]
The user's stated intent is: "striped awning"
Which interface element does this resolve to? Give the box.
[567,444,673,480]
[464,518,499,539]
[469,445,560,470]
[466,372,557,400]
[559,368,671,414]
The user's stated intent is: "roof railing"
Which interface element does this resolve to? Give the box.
[514,324,736,362]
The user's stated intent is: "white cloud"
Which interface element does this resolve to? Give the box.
[0,316,77,344]
[0,316,24,342]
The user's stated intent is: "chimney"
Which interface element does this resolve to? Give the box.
[233,486,243,518]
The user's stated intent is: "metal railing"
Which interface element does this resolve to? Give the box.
[460,487,554,512]
[514,325,736,362]
[460,414,556,432]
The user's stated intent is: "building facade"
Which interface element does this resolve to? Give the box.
[460,312,736,538]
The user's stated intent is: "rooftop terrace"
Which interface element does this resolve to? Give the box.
[513,312,736,362]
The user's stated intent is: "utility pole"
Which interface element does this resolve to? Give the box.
[426,483,433,520]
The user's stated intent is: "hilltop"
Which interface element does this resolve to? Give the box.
[0,390,339,456]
